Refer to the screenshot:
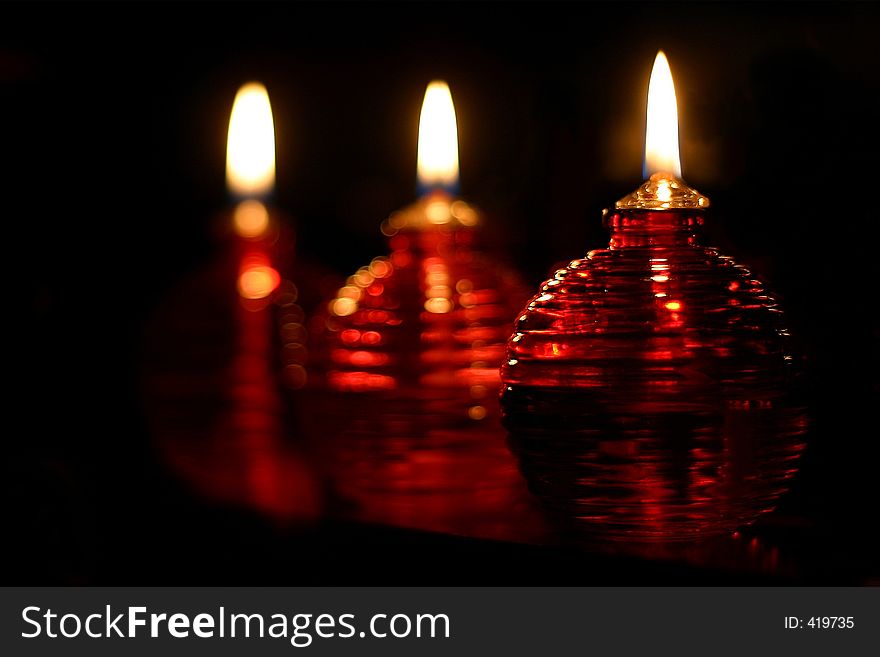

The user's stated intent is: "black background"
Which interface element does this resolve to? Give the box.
[5,1,879,583]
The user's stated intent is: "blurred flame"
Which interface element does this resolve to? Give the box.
[417,81,459,190]
[644,52,681,178]
[227,82,276,197]
[233,199,270,238]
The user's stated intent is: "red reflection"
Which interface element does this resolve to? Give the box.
[598,528,793,577]
[309,406,549,541]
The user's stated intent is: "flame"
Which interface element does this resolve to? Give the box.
[227,82,276,197]
[417,81,459,191]
[644,51,681,178]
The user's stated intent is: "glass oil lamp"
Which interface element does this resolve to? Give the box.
[500,53,807,542]
[142,82,323,522]
[310,82,530,523]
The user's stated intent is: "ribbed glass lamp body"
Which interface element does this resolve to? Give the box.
[500,208,807,541]
[311,221,530,519]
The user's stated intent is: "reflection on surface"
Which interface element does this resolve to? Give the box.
[564,526,796,579]
[310,395,550,542]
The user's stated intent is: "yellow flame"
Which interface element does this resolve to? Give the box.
[417,81,459,189]
[226,82,276,197]
[644,51,681,178]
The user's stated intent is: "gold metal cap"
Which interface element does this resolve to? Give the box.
[615,173,710,210]
[380,191,480,235]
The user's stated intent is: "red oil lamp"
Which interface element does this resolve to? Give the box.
[500,53,807,542]
[142,82,322,521]
[310,82,531,523]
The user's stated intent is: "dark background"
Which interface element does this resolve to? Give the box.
[4,1,879,583]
